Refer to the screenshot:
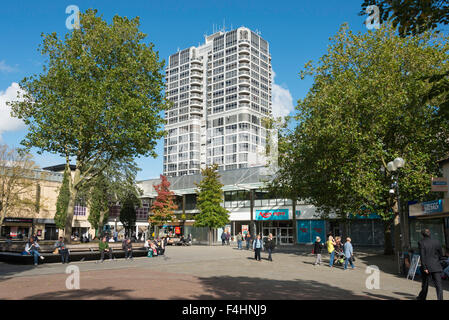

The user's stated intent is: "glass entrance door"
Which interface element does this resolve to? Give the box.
[263,227,293,245]
[279,227,293,244]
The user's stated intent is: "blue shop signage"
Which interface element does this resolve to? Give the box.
[255,209,289,221]
[421,200,443,214]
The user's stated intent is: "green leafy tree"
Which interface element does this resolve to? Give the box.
[360,1,449,120]
[8,9,168,243]
[273,23,449,255]
[194,165,230,245]
[87,172,109,236]
[360,0,449,37]
[54,166,71,230]
[120,192,140,238]
[84,156,142,237]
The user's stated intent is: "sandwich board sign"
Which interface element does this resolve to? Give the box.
[407,254,420,281]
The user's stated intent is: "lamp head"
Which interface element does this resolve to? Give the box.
[394,157,405,169]
[387,161,397,172]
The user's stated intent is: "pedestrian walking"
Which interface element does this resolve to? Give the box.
[99,236,113,262]
[221,231,226,246]
[327,235,336,268]
[313,236,323,266]
[236,232,243,250]
[54,236,69,264]
[245,232,251,250]
[265,233,275,261]
[113,230,118,242]
[253,234,264,261]
[226,232,231,246]
[343,237,355,270]
[25,237,44,266]
[417,229,444,300]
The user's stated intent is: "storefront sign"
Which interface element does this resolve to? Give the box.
[3,218,33,224]
[242,225,248,235]
[175,227,181,235]
[409,199,444,217]
[295,211,301,219]
[422,200,443,214]
[255,209,289,221]
[431,177,448,192]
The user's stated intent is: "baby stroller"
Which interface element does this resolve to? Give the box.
[334,250,345,266]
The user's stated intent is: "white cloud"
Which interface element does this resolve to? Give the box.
[0,61,17,73]
[0,82,27,140]
[271,71,294,119]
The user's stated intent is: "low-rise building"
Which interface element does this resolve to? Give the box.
[130,166,386,246]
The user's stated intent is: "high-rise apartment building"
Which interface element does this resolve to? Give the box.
[164,27,272,177]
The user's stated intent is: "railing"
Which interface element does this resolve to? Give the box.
[191,93,203,99]
[191,71,203,77]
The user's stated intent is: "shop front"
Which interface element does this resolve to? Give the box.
[409,199,449,250]
[34,219,59,240]
[255,209,294,245]
[1,218,33,239]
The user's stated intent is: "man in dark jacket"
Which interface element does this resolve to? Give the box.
[417,229,444,300]
[221,232,226,246]
[265,233,275,261]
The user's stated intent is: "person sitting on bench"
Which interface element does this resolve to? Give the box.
[144,239,151,253]
[25,237,44,266]
[54,237,69,264]
[124,238,133,260]
[99,237,113,262]
[178,235,186,246]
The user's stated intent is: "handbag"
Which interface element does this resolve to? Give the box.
[53,248,59,254]
[351,255,356,262]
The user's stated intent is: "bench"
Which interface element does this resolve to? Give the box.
[0,246,149,265]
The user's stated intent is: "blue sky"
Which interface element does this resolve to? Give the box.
[0,0,369,180]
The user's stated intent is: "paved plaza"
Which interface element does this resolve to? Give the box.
[0,245,447,300]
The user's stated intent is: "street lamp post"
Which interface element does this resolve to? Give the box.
[386,157,406,273]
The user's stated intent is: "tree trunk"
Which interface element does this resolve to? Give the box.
[64,168,81,244]
[383,219,393,255]
[209,228,212,246]
[99,209,108,233]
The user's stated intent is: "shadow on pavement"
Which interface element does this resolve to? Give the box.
[22,286,137,300]
[0,263,38,282]
[171,276,380,300]
[362,291,402,300]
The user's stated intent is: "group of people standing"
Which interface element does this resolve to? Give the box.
[232,232,276,262]
[313,234,355,270]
